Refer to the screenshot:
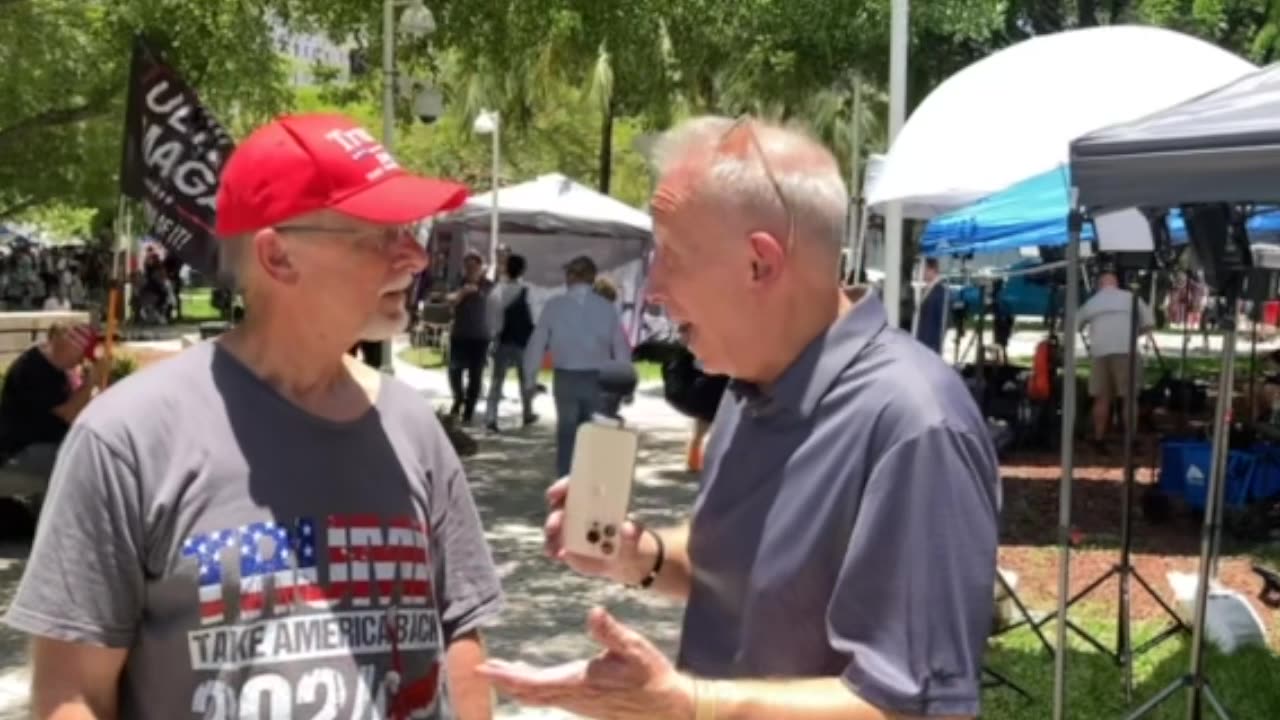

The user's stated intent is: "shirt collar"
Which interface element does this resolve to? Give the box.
[729,286,888,419]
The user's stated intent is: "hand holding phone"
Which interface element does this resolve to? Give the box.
[562,421,639,561]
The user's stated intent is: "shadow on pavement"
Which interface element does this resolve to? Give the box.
[461,418,699,715]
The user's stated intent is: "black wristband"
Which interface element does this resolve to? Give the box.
[637,527,665,589]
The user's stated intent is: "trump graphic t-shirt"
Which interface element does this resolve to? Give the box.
[3,342,503,719]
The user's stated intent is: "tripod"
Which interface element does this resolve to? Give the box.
[1126,280,1241,720]
[1035,265,1188,703]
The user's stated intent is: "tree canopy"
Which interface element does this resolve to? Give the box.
[7,0,1280,237]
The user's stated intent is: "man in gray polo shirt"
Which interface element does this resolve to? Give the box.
[479,116,1001,719]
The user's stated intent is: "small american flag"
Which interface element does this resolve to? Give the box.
[183,518,325,625]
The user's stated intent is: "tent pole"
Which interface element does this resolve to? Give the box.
[1052,204,1083,720]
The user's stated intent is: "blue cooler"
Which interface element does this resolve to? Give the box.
[1249,444,1280,502]
[1157,441,1257,511]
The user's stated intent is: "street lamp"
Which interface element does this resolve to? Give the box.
[473,109,500,276]
[379,0,435,373]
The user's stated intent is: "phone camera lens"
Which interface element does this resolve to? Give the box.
[603,524,617,538]
[586,529,601,545]
[600,540,615,555]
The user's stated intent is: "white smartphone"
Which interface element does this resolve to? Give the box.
[563,421,639,560]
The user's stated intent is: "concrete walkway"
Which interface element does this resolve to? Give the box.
[0,351,696,720]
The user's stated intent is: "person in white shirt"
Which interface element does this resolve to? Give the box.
[42,289,71,312]
[1077,265,1154,452]
[523,255,632,476]
[484,253,537,431]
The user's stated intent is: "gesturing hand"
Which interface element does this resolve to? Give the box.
[477,607,694,720]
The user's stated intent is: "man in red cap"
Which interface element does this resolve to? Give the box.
[4,114,504,720]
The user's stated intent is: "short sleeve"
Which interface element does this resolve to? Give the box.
[3,425,145,647]
[429,462,504,643]
[828,426,1000,717]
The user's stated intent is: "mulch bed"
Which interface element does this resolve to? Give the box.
[999,433,1280,649]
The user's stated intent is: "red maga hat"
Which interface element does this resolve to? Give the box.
[214,113,468,236]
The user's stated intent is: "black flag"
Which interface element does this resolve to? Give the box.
[120,36,234,275]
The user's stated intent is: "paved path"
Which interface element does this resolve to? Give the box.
[0,354,697,719]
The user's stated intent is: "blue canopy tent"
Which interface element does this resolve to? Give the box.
[921,165,1280,256]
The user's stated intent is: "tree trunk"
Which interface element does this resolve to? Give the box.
[598,99,615,195]
[0,88,117,147]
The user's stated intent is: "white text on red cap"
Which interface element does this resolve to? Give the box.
[323,127,400,183]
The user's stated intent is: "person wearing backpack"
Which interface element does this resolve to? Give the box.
[484,253,538,431]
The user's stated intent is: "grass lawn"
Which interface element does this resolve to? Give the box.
[983,614,1279,719]
[1009,353,1234,387]
[179,287,221,322]
[399,346,664,384]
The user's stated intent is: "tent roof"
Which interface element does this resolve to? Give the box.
[1072,62,1280,209]
[444,173,651,239]
[922,164,1280,256]
[867,25,1256,219]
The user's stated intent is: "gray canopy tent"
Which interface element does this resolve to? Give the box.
[1054,62,1280,720]
[1072,62,1280,211]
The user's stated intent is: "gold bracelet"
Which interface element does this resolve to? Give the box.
[694,678,719,720]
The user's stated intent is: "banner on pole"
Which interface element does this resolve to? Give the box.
[120,36,234,275]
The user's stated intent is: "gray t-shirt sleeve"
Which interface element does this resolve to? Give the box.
[3,425,144,647]
[429,463,504,643]
[829,425,999,717]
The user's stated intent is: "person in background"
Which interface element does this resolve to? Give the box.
[1077,261,1154,454]
[592,276,619,303]
[484,253,537,432]
[484,115,999,720]
[41,287,71,312]
[913,256,949,354]
[0,324,109,480]
[448,250,494,423]
[523,255,631,477]
[3,112,502,720]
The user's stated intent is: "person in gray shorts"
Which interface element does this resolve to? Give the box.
[478,117,1001,719]
[1077,263,1154,452]
[3,113,504,720]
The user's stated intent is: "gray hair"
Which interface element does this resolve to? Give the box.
[649,115,849,257]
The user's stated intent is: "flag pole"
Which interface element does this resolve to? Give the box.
[101,197,130,391]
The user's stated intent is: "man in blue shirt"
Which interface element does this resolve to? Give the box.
[482,116,1000,720]
[523,255,631,476]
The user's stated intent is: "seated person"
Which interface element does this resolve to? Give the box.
[0,324,108,480]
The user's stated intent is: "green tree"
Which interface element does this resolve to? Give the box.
[0,0,293,223]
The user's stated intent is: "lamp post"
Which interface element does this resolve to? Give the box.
[379,0,435,373]
[883,0,909,327]
[473,109,501,275]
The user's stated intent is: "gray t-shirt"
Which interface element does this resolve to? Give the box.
[1077,286,1153,358]
[3,342,503,719]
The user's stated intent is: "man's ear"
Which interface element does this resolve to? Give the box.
[747,231,786,286]
[254,229,299,284]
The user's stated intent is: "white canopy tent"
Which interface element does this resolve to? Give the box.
[431,173,653,341]
[866,25,1257,220]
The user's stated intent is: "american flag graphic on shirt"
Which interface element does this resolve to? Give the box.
[178,512,445,719]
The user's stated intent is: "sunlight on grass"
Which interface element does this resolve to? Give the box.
[983,615,1280,719]
[179,288,220,322]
